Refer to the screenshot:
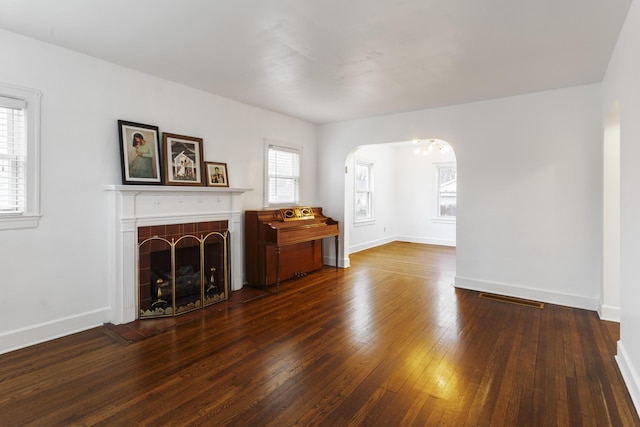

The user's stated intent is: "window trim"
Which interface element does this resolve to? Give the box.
[354,157,374,224]
[0,83,41,230]
[434,162,456,222]
[263,139,302,207]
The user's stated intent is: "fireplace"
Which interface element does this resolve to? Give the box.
[138,220,229,318]
[106,185,250,324]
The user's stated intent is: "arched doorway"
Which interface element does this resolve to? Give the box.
[343,139,457,257]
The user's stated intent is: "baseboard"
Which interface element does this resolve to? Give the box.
[339,256,351,268]
[616,341,640,416]
[598,304,621,322]
[395,235,456,247]
[324,255,351,268]
[0,307,110,355]
[349,236,396,254]
[348,236,455,255]
[454,276,598,311]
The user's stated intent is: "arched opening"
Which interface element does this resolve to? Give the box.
[343,138,457,258]
[602,101,621,321]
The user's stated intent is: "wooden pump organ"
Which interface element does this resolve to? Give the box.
[244,207,339,291]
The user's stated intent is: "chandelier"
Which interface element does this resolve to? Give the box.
[413,139,450,156]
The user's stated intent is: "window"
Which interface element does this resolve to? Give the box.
[436,163,456,218]
[354,159,373,222]
[265,142,300,206]
[0,98,24,213]
[0,83,41,230]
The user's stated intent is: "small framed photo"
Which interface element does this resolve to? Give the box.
[118,120,162,184]
[205,162,229,187]
[162,133,205,186]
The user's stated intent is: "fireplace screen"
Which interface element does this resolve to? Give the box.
[138,221,229,319]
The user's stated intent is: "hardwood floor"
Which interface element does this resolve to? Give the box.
[0,242,638,426]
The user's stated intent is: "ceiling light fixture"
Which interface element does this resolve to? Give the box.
[412,139,451,156]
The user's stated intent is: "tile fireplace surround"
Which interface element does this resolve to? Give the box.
[106,185,250,325]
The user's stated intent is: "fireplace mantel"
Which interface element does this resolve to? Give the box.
[107,185,251,194]
[106,185,251,324]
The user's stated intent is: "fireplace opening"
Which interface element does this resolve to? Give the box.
[138,221,229,319]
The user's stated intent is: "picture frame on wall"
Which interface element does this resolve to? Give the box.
[118,120,162,184]
[205,162,229,187]
[162,133,205,186]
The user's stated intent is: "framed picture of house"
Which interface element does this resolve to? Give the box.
[162,133,205,186]
[118,120,162,184]
[205,162,229,187]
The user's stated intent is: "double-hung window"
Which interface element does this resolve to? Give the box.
[265,142,301,206]
[0,83,41,230]
[354,158,374,222]
[436,163,456,218]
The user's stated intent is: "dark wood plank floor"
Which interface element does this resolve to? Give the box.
[0,242,638,426]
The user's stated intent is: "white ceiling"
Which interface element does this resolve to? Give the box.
[0,0,632,124]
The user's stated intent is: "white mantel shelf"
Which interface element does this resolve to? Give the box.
[105,185,252,194]
[106,184,252,324]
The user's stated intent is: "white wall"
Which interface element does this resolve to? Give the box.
[319,84,603,311]
[0,29,317,354]
[346,144,397,254]
[395,145,456,246]
[602,102,621,322]
[602,0,640,412]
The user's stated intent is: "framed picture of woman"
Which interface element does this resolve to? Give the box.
[118,120,162,184]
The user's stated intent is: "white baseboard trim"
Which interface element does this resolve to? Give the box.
[454,276,598,311]
[346,236,456,269]
[396,235,456,247]
[349,236,396,254]
[598,304,621,322]
[324,255,351,268]
[616,341,640,416]
[0,307,110,355]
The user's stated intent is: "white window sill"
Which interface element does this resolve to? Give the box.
[0,214,41,230]
[432,217,456,224]
[354,219,376,227]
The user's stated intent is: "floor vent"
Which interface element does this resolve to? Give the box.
[478,292,544,309]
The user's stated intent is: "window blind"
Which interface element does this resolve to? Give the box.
[267,144,300,205]
[0,96,26,214]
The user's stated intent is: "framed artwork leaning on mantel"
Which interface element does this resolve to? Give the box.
[118,120,162,185]
[162,133,205,186]
[205,162,229,187]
